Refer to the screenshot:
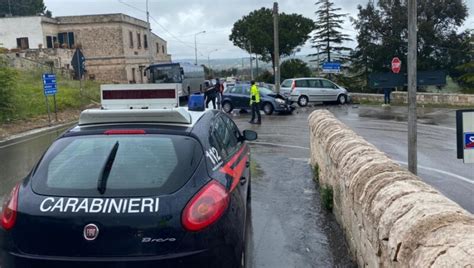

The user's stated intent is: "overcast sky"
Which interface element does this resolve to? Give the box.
[45,0,473,61]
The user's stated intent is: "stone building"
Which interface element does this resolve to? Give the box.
[0,14,172,83]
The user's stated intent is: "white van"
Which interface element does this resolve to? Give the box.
[280,78,349,106]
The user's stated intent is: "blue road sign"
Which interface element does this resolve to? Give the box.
[42,73,57,96]
[322,62,341,74]
[465,133,474,149]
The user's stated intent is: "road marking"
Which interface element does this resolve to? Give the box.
[396,161,474,185]
[248,141,310,150]
[248,142,473,185]
[289,157,310,162]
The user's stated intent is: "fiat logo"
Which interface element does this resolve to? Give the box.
[83,224,99,241]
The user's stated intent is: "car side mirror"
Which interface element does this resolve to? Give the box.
[242,130,257,141]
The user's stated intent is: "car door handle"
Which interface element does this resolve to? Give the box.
[240,177,247,185]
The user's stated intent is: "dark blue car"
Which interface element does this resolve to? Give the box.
[221,85,294,115]
[0,105,256,268]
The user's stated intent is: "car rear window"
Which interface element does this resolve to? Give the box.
[31,134,203,197]
[281,80,292,88]
[295,80,309,87]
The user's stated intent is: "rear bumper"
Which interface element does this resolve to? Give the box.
[1,244,239,268]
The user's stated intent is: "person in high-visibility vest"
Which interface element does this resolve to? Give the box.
[249,80,261,124]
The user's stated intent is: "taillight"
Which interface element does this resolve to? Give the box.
[104,129,146,135]
[1,183,20,230]
[182,180,229,232]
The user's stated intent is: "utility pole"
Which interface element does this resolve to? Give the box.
[255,54,259,78]
[273,2,280,93]
[249,41,254,80]
[194,31,206,65]
[407,0,417,174]
[146,0,153,64]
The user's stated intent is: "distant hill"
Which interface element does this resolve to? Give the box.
[174,55,325,71]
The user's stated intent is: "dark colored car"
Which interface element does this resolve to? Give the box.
[221,85,294,115]
[0,107,257,268]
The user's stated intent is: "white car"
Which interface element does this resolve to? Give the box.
[280,78,349,107]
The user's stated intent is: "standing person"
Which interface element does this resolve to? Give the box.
[383,87,392,105]
[205,81,217,109]
[249,80,261,124]
[215,78,224,110]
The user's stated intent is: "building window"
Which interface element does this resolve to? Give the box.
[16,37,29,49]
[137,33,141,48]
[131,67,136,83]
[129,31,134,48]
[156,43,160,54]
[58,32,75,48]
[144,34,148,49]
[162,45,165,54]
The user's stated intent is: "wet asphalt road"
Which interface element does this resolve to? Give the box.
[1,103,472,267]
[231,104,473,215]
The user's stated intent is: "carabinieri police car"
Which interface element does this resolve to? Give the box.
[0,85,257,268]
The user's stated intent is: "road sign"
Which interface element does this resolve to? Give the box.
[456,110,474,164]
[369,71,446,89]
[391,57,401,74]
[42,73,57,96]
[71,48,86,79]
[322,62,341,74]
[464,133,474,149]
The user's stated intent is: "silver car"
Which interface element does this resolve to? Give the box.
[280,78,349,107]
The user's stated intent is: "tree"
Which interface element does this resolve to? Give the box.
[310,0,352,63]
[351,0,470,85]
[456,33,474,89]
[280,59,311,80]
[0,0,51,17]
[230,8,314,74]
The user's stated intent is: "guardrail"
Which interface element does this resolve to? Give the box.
[308,109,474,267]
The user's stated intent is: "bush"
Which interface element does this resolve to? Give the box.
[280,59,311,81]
[256,70,274,84]
[0,60,18,121]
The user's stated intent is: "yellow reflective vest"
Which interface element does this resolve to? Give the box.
[250,84,261,105]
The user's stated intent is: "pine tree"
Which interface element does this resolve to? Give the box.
[0,0,51,17]
[310,0,352,63]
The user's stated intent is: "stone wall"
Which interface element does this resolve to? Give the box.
[352,92,474,106]
[3,49,74,71]
[308,109,474,267]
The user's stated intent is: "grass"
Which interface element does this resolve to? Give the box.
[312,163,333,211]
[3,69,100,123]
[250,159,263,178]
[312,164,320,184]
[320,185,334,212]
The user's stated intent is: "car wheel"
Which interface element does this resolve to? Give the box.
[263,102,274,115]
[223,101,233,113]
[338,94,347,105]
[298,96,309,107]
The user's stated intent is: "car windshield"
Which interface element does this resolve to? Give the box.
[259,87,274,95]
[31,134,203,197]
[149,65,182,83]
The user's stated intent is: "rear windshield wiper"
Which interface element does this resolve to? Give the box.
[97,141,120,195]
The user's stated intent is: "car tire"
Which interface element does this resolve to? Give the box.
[263,102,274,115]
[298,96,309,107]
[338,94,347,105]
[223,101,233,113]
